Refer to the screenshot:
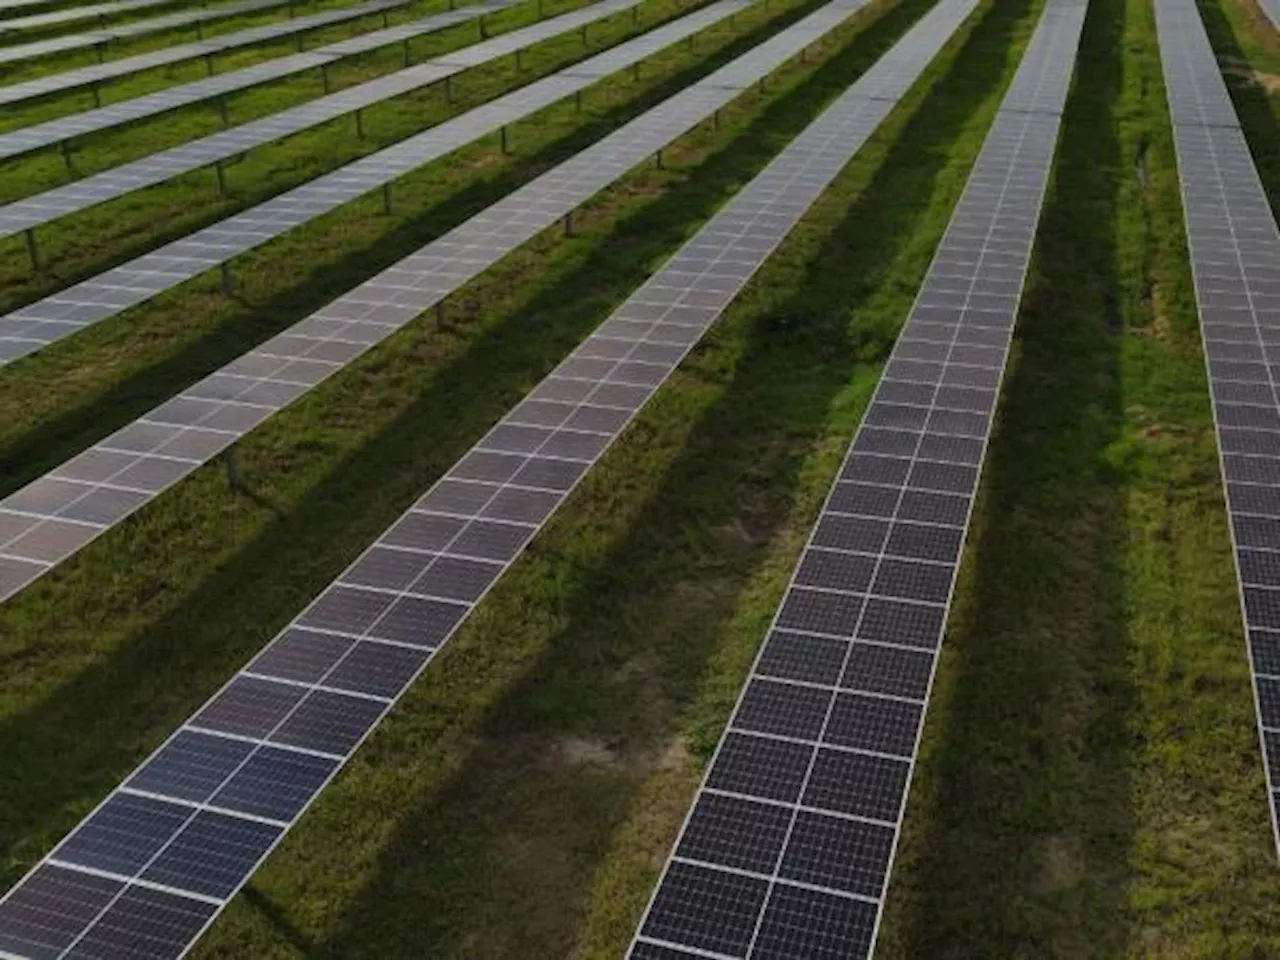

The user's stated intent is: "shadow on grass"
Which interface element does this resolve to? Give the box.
[878,0,1137,954]
[1199,0,1280,208]
[0,0,934,885]
[218,2,1039,956]
[0,0,838,496]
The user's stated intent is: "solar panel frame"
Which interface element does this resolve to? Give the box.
[0,2,957,956]
[629,0,1087,956]
[0,0,416,105]
[1156,0,1280,856]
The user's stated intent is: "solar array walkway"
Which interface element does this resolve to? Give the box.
[0,2,926,954]
[629,0,1086,956]
[0,0,620,239]
[0,0,511,163]
[0,0,302,64]
[0,0,414,106]
[0,0,763,603]
[1157,0,1280,854]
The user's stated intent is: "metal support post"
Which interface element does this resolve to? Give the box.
[24,229,40,272]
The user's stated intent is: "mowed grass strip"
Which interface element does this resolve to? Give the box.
[0,0,801,489]
[0,0,906,898]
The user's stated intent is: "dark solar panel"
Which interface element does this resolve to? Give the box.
[0,2,513,163]
[631,0,1087,956]
[0,2,897,956]
[1156,0,1280,856]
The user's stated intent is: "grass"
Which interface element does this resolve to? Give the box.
[3,0,1280,953]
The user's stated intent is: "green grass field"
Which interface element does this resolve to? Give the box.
[1,0,1279,953]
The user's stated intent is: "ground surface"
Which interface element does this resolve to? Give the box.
[1,0,1279,954]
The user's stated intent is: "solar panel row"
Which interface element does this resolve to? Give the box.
[1156,0,1280,855]
[0,0,299,62]
[0,0,630,239]
[0,1,927,955]
[0,0,675,361]
[0,0,202,32]
[630,0,1086,956]
[0,0,512,163]
[0,0,756,603]
[0,0,413,105]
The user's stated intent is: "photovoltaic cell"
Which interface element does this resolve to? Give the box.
[0,0,516,163]
[631,0,1086,955]
[0,0,801,602]
[1156,0,1280,856]
[0,0,719,361]
[0,3,889,955]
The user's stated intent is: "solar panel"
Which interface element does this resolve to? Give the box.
[1156,0,1280,856]
[0,2,516,164]
[0,0,301,63]
[0,0,837,602]
[0,0,415,105]
[0,1,941,955]
[630,1,1086,957]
